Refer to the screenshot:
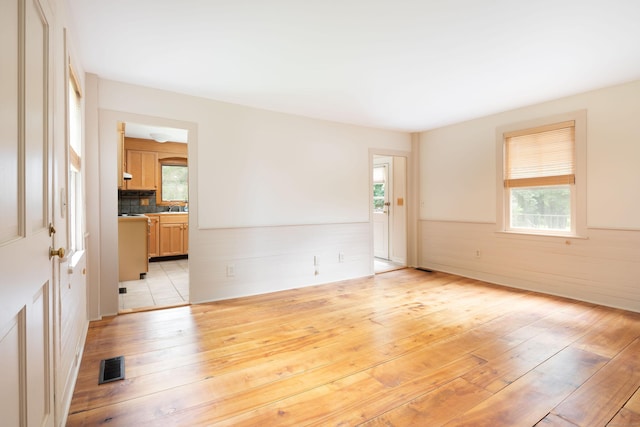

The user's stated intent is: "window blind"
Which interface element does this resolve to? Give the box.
[504,120,575,188]
[373,166,386,184]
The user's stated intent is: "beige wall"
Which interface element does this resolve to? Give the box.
[418,79,640,312]
[87,79,411,314]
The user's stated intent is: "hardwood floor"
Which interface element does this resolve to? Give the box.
[67,269,640,426]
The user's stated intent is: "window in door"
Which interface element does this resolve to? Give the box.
[373,165,386,213]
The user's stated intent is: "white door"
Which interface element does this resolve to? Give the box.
[373,163,390,259]
[0,0,56,425]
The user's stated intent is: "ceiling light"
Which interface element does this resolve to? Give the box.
[149,132,170,143]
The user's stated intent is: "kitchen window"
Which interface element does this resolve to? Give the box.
[159,159,188,203]
[497,111,586,237]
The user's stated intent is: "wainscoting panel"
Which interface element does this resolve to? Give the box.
[419,220,640,312]
[189,222,372,303]
[56,251,89,425]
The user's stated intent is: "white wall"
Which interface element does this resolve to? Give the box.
[89,80,410,313]
[419,79,640,312]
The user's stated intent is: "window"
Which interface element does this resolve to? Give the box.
[68,64,83,252]
[498,111,586,237]
[373,165,387,213]
[160,161,188,202]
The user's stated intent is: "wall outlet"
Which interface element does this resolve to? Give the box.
[474,249,481,259]
[338,252,345,262]
[226,264,235,277]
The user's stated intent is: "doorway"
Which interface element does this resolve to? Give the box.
[372,154,408,274]
[118,121,190,312]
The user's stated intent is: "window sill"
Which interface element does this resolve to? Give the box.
[496,230,589,242]
[68,249,86,270]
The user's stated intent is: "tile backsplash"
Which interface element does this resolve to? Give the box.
[118,190,157,214]
[119,190,187,214]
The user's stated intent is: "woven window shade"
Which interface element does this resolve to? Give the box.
[504,120,575,188]
[373,166,386,184]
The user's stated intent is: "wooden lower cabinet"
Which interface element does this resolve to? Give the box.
[147,215,160,258]
[157,214,188,257]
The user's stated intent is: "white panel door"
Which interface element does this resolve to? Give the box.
[0,0,55,426]
[373,163,390,259]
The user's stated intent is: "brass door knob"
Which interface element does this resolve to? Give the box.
[49,247,65,259]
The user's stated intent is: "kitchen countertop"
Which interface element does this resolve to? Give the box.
[118,215,149,222]
[144,212,188,215]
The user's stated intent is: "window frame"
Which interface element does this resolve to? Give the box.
[496,110,587,239]
[156,157,188,206]
[372,164,387,213]
[67,60,84,254]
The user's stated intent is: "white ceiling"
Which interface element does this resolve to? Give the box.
[125,122,188,143]
[67,0,640,132]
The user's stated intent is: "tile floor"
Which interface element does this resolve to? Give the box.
[118,259,189,312]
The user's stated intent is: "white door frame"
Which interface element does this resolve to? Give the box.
[369,148,413,272]
[373,158,391,259]
[92,110,198,318]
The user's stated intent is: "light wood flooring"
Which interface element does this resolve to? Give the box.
[68,269,640,426]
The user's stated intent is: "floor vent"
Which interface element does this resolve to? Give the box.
[119,287,127,294]
[99,356,125,384]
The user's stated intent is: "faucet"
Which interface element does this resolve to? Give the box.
[168,203,180,212]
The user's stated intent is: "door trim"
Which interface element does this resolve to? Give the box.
[93,110,198,318]
[369,148,413,273]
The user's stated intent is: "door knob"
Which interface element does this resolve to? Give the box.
[49,247,65,259]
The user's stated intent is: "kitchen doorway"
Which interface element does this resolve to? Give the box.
[118,121,190,312]
[118,258,189,312]
[372,154,408,274]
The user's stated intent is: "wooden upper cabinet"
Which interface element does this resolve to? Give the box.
[126,150,158,190]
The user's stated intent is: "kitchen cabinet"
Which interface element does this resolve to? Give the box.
[125,149,158,190]
[118,216,149,281]
[158,214,188,257]
[147,214,160,258]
